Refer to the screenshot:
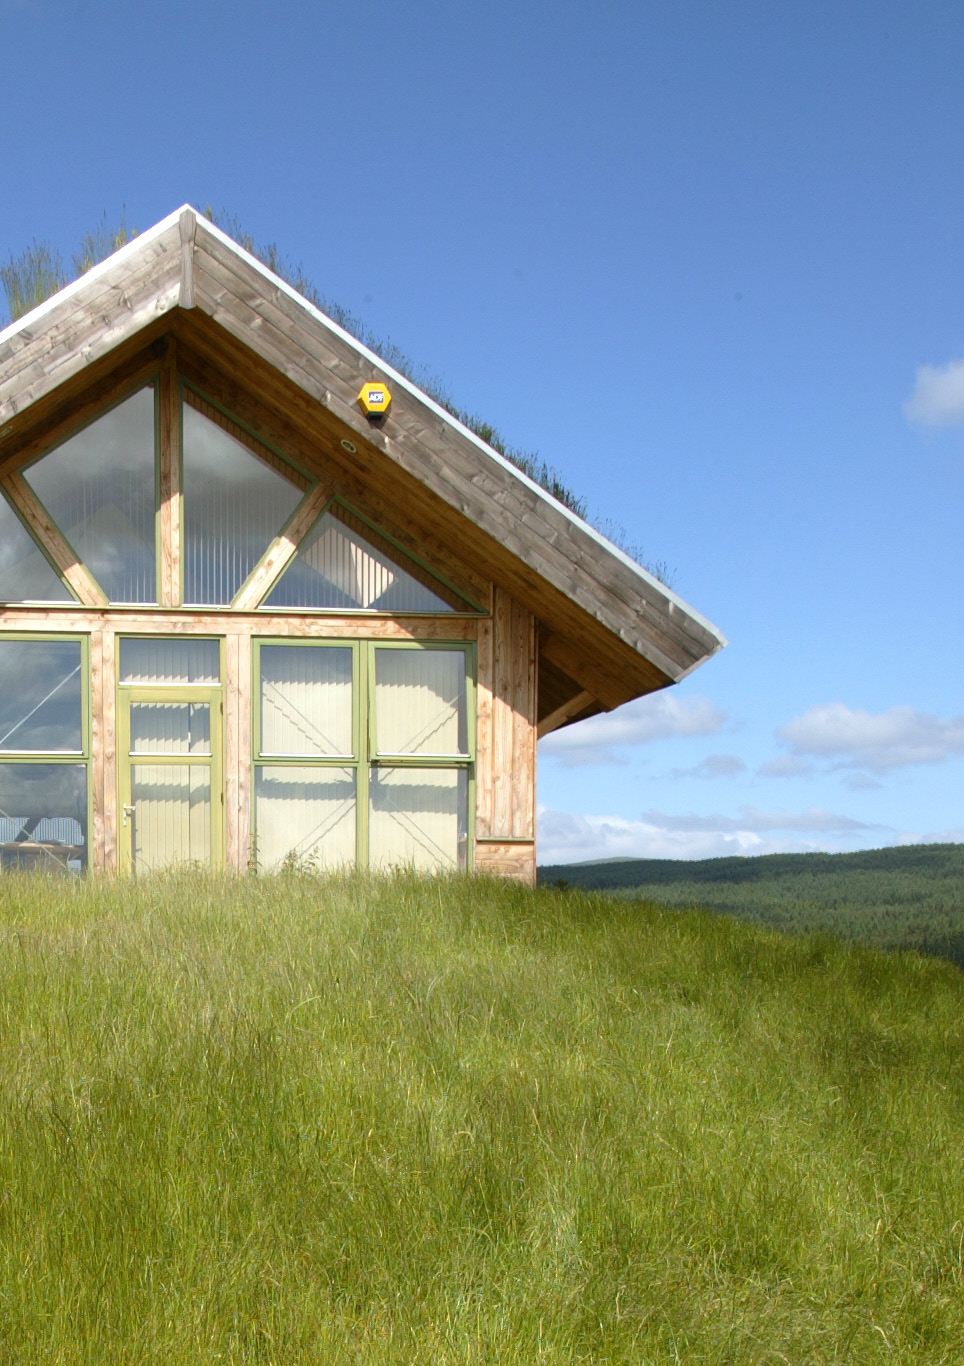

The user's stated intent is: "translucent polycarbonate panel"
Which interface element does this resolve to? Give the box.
[24,388,156,603]
[118,638,220,685]
[129,703,210,756]
[0,640,82,752]
[254,766,356,871]
[0,493,72,602]
[182,403,303,605]
[0,764,87,872]
[259,645,353,758]
[263,511,454,611]
[369,768,467,873]
[374,649,468,757]
[130,764,211,871]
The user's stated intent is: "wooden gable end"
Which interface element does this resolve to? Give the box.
[0,207,724,885]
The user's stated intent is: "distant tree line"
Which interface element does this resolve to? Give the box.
[540,843,964,970]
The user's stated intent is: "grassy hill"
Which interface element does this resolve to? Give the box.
[1,871,964,1361]
[540,842,964,967]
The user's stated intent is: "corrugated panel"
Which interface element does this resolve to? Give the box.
[373,649,467,757]
[264,511,457,612]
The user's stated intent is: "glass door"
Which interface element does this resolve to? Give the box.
[116,639,223,873]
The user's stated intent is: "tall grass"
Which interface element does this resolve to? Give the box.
[0,871,962,1362]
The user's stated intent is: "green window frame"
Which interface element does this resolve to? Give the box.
[0,633,91,874]
[251,639,475,873]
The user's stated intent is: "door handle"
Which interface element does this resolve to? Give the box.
[122,804,135,827]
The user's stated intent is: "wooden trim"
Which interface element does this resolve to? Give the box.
[89,629,105,872]
[101,627,117,872]
[224,632,245,870]
[0,355,162,482]
[539,633,633,712]
[492,589,513,837]
[0,472,108,606]
[0,607,480,638]
[232,480,335,611]
[158,347,181,606]
[179,209,196,309]
[537,689,594,739]
[474,840,536,886]
[0,223,182,428]
[474,615,493,838]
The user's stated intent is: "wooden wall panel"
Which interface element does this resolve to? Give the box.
[474,588,537,881]
[474,616,493,839]
[224,631,252,871]
[158,352,181,607]
[474,842,536,886]
[89,629,105,873]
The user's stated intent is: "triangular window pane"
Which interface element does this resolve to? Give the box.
[263,509,460,612]
[0,492,73,602]
[24,388,157,604]
[182,402,303,605]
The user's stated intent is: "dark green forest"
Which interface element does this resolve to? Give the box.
[539,842,964,968]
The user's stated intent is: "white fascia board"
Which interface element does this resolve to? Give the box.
[0,206,185,347]
[195,213,727,653]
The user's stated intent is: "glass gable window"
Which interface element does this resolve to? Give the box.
[263,509,462,613]
[182,400,304,606]
[23,387,157,604]
[0,493,73,603]
[0,638,88,873]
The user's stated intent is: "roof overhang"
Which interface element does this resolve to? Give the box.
[0,206,726,710]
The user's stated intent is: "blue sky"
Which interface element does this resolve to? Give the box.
[3,0,963,862]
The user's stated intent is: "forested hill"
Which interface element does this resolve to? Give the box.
[539,843,964,967]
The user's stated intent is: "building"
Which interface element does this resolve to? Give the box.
[0,208,725,879]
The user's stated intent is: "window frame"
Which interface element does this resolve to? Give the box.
[0,632,92,874]
[251,637,475,872]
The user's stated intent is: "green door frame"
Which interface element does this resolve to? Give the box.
[116,682,224,874]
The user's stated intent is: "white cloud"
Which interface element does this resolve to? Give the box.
[778,703,964,771]
[537,805,883,865]
[668,753,747,779]
[539,694,726,766]
[640,806,878,834]
[759,754,814,778]
[904,358,964,426]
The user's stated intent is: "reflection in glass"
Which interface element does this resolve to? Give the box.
[118,638,220,685]
[255,766,356,870]
[259,645,353,757]
[24,388,157,604]
[130,703,211,755]
[0,640,82,752]
[369,767,466,873]
[0,764,87,872]
[130,765,211,871]
[0,493,72,603]
[374,649,467,757]
[263,510,456,612]
[182,404,302,605]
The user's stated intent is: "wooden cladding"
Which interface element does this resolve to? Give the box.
[475,588,537,885]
